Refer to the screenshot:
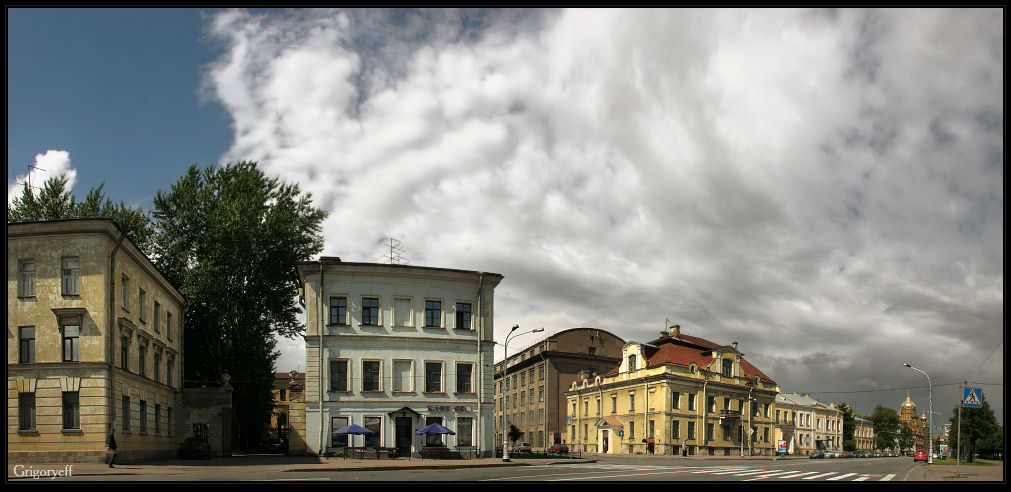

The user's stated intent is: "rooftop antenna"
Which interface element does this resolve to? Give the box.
[377,237,409,265]
[16,163,46,195]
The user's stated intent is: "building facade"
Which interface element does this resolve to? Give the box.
[298,258,502,457]
[493,327,625,450]
[8,219,185,462]
[773,393,843,455]
[566,325,780,456]
[270,371,305,440]
[899,390,929,452]
[854,415,875,451]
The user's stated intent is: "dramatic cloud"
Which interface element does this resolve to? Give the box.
[201,8,1003,419]
[7,150,77,206]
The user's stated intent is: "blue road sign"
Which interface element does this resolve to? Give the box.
[962,387,982,408]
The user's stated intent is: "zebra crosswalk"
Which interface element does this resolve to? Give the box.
[539,463,896,481]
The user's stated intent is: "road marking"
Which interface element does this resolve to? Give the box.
[853,475,870,481]
[742,470,799,480]
[802,472,838,480]
[777,471,819,479]
[827,472,857,481]
[732,469,783,476]
[881,474,896,481]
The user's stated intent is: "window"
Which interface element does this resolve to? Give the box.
[121,275,130,310]
[121,337,130,371]
[19,260,36,297]
[672,391,680,410]
[539,386,544,402]
[364,416,381,447]
[588,346,596,355]
[672,420,680,439]
[688,421,696,440]
[649,420,655,439]
[154,302,161,332]
[330,360,349,392]
[629,392,635,412]
[155,404,161,435]
[19,393,36,430]
[362,297,379,325]
[627,354,636,372]
[19,326,35,363]
[425,417,444,446]
[139,400,147,434]
[425,362,443,392]
[362,360,381,391]
[611,395,617,413]
[138,344,147,377]
[166,312,173,340]
[722,358,733,377]
[706,423,715,440]
[167,358,174,387]
[689,393,696,411]
[708,396,716,413]
[455,302,472,330]
[62,257,80,295]
[393,360,413,391]
[330,297,348,325]
[424,300,442,327]
[139,289,147,322]
[62,323,80,362]
[456,363,473,393]
[458,417,473,446]
[153,352,161,382]
[168,407,174,435]
[122,396,131,432]
[331,416,349,447]
[629,421,635,439]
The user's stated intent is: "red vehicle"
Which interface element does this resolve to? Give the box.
[913,450,928,462]
[548,444,569,455]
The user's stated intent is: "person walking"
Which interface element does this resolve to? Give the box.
[106,426,118,468]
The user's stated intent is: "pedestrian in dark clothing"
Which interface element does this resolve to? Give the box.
[107,426,118,468]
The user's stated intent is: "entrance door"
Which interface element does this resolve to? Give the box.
[602,430,609,453]
[395,418,413,456]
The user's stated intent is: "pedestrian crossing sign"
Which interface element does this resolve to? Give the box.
[962,387,982,408]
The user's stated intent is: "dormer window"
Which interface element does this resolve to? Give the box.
[722,358,733,377]
[628,354,637,372]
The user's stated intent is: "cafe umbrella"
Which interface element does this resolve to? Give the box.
[332,424,375,448]
[415,423,455,456]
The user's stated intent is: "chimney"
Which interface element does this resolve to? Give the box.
[669,324,681,338]
[732,341,738,351]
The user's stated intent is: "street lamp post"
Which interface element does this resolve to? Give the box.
[501,324,544,462]
[904,363,933,464]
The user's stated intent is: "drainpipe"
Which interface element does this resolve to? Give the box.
[476,273,483,456]
[108,224,126,432]
[317,259,325,456]
[701,370,709,451]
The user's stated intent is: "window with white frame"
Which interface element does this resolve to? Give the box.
[19,260,36,297]
[364,416,382,447]
[62,257,80,295]
[330,360,349,392]
[457,417,473,446]
[330,296,348,325]
[19,326,35,363]
[425,361,443,392]
[455,302,472,330]
[362,297,379,325]
[362,360,381,391]
[424,300,442,327]
[456,362,473,393]
[392,359,413,391]
[121,275,130,310]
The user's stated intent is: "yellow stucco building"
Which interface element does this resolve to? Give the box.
[566,325,779,456]
[8,219,185,462]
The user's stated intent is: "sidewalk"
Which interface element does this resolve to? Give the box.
[904,459,1004,482]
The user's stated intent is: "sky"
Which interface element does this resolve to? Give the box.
[8,8,1003,427]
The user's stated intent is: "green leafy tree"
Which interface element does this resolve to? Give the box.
[152,162,326,449]
[947,392,1001,462]
[8,174,154,254]
[870,405,901,451]
[898,423,916,453]
[839,403,856,451]
[508,424,523,446]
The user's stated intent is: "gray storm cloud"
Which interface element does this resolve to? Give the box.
[202,8,1003,420]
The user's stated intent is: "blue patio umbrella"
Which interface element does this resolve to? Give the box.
[332,424,374,448]
[414,423,455,435]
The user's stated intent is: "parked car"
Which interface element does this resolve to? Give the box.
[809,450,825,459]
[262,438,288,453]
[913,451,928,462]
[513,442,532,453]
[548,444,569,455]
[178,437,213,459]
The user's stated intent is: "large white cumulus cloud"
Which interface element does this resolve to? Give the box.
[7,150,77,206]
[202,8,1002,418]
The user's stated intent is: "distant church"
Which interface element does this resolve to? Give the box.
[899,390,929,452]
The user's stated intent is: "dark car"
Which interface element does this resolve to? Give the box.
[178,437,213,459]
[548,444,569,455]
[809,450,825,459]
[262,438,289,453]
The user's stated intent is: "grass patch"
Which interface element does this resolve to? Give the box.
[928,458,993,466]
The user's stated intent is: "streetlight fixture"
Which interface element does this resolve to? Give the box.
[501,324,544,462]
[904,363,933,464]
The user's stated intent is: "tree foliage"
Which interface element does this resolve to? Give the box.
[838,403,856,451]
[870,405,901,450]
[947,392,1001,462]
[151,161,326,447]
[7,174,154,253]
